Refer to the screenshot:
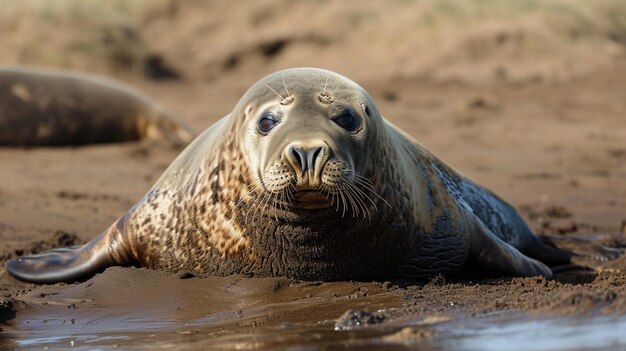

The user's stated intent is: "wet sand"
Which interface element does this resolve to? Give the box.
[2,1,626,349]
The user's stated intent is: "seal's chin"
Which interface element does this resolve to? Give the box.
[290,190,333,209]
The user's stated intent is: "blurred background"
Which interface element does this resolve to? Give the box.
[1,0,625,239]
[3,0,626,82]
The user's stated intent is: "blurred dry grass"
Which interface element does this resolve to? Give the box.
[1,0,625,82]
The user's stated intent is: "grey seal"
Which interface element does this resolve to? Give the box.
[0,66,195,146]
[6,67,570,283]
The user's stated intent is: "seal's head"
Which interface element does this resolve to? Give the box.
[233,68,385,215]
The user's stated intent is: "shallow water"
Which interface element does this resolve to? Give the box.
[5,309,626,350]
[444,315,626,351]
[2,268,626,350]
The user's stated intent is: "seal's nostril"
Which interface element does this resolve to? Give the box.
[290,146,324,172]
[307,147,323,171]
[291,146,307,171]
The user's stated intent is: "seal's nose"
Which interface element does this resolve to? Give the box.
[290,145,323,172]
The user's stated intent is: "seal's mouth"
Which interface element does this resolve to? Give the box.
[290,190,333,209]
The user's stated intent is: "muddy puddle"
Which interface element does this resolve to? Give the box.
[1,267,403,350]
[7,314,626,350]
[2,266,626,350]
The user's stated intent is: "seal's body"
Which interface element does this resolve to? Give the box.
[0,66,195,146]
[6,68,570,284]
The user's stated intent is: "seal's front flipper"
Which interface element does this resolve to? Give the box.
[469,220,553,279]
[6,227,132,284]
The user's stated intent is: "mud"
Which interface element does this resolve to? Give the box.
[2,263,626,350]
[2,1,626,350]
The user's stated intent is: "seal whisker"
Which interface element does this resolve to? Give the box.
[235,184,262,209]
[342,179,374,219]
[280,189,287,210]
[329,184,341,213]
[351,174,392,209]
[280,191,288,210]
[339,168,384,211]
[275,188,283,211]
[347,185,365,218]
[338,182,359,217]
[352,182,377,211]
[234,183,260,209]
[332,187,339,212]
[350,178,379,206]
[337,186,349,217]
[333,183,352,217]
[344,181,366,218]
[246,185,274,224]
[332,80,344,94]
[281,72,290,98]
[343,179,373,219]
[263,83,286,100]
[279,187,290,211]
[264,191,275,219]
[269,191,280,221]
[242,187,260,224]
[287,184,296,205]
[322,183,335,208]
[320,183,332,201]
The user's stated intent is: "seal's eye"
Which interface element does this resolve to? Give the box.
[332,111,360,132]
[257,113,279,134]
